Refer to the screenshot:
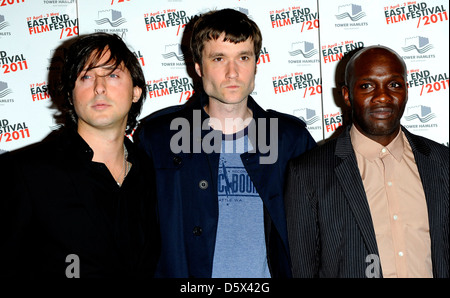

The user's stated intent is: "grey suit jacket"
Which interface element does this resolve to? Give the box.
[284,125,449,278]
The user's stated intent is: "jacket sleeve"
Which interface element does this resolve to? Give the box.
[0,153,33,277]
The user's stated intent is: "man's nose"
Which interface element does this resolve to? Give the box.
[226,61,239,79]
[372,86,392,103]
[94,76,107,95]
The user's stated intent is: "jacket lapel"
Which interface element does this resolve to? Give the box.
[403,128,449,277]
[334,128,379,255]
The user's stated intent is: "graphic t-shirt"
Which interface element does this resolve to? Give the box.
[211,129,271,278]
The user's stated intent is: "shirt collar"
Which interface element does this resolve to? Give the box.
[350,124,405,162]
[61,127,137,163]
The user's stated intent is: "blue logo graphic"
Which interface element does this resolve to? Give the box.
[0,81,12,98]
[95,10,127,27]
[289,41,318,58]
[0,15,10,31]
[402,36,434,54]
[162,44,184,61]
[404,105,436,123]
[335,4,366,21]
[294,108,320,126]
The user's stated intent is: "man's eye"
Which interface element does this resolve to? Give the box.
[241,56,250,61]
[213,57,223,62]
[360,83,371,89]
[390,82,401,88]
[109,73,119,78]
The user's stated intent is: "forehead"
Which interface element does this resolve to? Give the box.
[352,49,406,78]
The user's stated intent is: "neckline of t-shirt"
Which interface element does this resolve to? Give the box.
[221,126,249,141]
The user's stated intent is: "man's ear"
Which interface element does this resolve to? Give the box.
[194,63,202,78]
[132,86,142,103]
[342,85,352,108]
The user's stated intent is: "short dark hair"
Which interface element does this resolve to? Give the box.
[60,32,146,134]
[190,8,262,65]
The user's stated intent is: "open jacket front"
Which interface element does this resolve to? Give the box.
[137,92,316,278]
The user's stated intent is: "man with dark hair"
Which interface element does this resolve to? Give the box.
[285,45,449,278]
[61,32,147,135]
[0,32,159,278]
[137,9,315,278]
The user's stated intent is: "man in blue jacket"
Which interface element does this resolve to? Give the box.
[137,8,316,278]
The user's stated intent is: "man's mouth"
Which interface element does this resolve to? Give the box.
[370,107,394,119]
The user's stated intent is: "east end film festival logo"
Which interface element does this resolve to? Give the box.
[0,118,31,145]
[269,5,319,30]
[321,40,364,64]
[26,13,78,38]
[384,2,447,28]
[402,68,448,132]
[272,72,322,99]
[1,50,28,75]
[29,81,50,102]
[147,75,194,103]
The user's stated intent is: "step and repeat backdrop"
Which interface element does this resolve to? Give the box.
[1,0,448,154]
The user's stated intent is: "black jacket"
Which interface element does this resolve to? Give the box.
[0,128,160,278]
[285,125,449,278]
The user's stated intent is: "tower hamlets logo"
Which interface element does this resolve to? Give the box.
[294,108,320,126]
[404,105,436,123]
[0,81,12,98]
[336,4,366,21]
[289,41,318,58]
[95,10,127,27]
[402,36,434,54]
[0,14,10,31]
[162,44,184,61]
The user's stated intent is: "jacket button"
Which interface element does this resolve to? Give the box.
[193,226,202,236]
[199,180,208,189]
[173,156,182,166]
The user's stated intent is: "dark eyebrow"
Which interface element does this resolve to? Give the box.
[207,52,224,58]
[207,50,254,58]
[238,50,254,56]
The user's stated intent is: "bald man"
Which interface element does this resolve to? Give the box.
[284,45,449,278]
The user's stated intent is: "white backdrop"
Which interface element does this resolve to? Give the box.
[1,0,448,154]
